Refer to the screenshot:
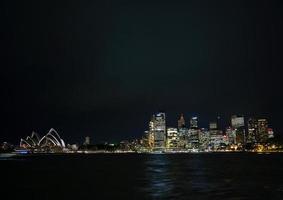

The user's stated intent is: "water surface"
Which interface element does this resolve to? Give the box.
[1,153,283,199]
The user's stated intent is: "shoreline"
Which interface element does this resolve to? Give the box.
[1,150,283,158]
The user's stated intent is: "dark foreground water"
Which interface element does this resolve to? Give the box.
[1,153,283,200]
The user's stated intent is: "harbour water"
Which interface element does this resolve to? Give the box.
[1,153,283,199]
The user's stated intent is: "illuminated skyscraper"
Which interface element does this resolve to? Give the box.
[247,118,257,143]
[247,117,269,143]
[178,114,185,129]
[178,127,189,149]
[226,127,236,144]
[151,112,166,150]
[147,116,155,149]
[166,128,178,149]
[231,115,245,144]
[257,119,268,143]
[209,122,217,130]
[188,129,199,149]
[190,117,198,129]
[84,136,91,145]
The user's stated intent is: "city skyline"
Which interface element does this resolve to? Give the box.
[2,1,283,199]
[0,111,276,154]
[2,0,283,145]
[0,111,277,144]
[3,112,275,146]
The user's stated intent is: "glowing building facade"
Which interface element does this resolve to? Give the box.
[190,117,198,129]
[149,112,166,150]
[20,128,66,151]
[166,128,178,149]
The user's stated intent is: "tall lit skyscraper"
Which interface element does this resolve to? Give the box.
[257,119,268,143]
[190,117,198,129]
[151,112,166,150]
[247,118,257,143]
[209,122,217,130]
[231,115,245,144]
[226,127,237,144]
[178,114,185,129]
[247,117,269,143]
[166,128,178,149]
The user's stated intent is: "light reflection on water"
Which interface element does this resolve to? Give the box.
[144,155,173,199]
[2,153,283,199]
[140,153,283,200]
[142,154,211,199]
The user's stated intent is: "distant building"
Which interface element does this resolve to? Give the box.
[231,115,245,144]
[177,114,186,129]
[210,133,225,149]
[178,127,189,148]
[216,116,221,131]
[151,112,167,150]
[247,118,270,143]
[20,128,66,152]
[188,129,199,149]
[226,127,237,144]
[268,128,274,138]
[247,118,257,143]
[190,117,198,129]
[231,115,245,128]
[257,119,268,143]
[199,128,210,150]
[166,128,179,149]
[209,122,217,130]
[84,136,91,145]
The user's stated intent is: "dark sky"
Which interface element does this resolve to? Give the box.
[1,0,283,144]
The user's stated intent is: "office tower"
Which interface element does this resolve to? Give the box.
[231,115,245,128]
[84,136,91,145]
[257,119,268,143]
[216,116,221,131]
[178,114,186,129]
[188,129,199,149]
[199,128,210,150]
[190,117,198,129]
[148,117,155,148]
[231,115,245,144]
[151,112,166,149]
[178,127,189,149]
[166,128,178,149]
[247,118,257,143]
[226,127,237,144]
[209,122,217,130]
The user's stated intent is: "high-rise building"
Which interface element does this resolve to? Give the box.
[178,127,189,148]
[190,117,198,129]
[246,117,270,143]
[231,115,245,144]
[257,119,268,143]
[84,136,91,145]
[209,122,217,130]
[147,117,155,148]
[151,112,166,150]
[199,128,210,151]
[247,118,257,143]
[166,128,179,149]
[231,115,245,128]
[216,116,221,131]
[188,129,199,149]
[226,127,236,144]
[178,114,186,129]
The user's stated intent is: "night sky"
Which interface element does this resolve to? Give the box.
[1,0,283,144]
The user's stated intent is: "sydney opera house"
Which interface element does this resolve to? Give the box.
[20,128,66,152]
